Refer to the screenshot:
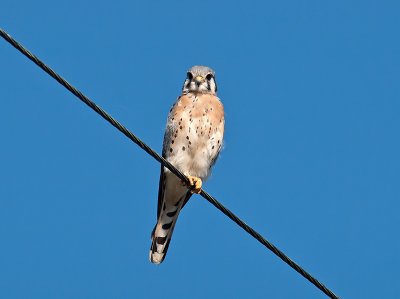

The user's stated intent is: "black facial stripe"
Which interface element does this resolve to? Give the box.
[182,79,189,91]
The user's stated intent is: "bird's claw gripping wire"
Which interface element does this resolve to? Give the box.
[182,175,202,194]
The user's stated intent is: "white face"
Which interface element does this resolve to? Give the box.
[182,70,217,94]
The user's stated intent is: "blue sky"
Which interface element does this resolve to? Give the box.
[1,1,399,298]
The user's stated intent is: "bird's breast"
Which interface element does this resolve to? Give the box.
[165,93,224,179]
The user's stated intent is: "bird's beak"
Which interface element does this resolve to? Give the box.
[194,76,205,85]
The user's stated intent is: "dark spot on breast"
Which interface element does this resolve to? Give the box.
[182,146,186,151]
[180,126,183,130]
[170,148,173,153]
[212,145,215,149]
[218,140,220,144]
[189,141,191,145]
[186,136,189,140]
[171,140,174,144]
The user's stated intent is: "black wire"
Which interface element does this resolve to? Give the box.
[0,28,339,299]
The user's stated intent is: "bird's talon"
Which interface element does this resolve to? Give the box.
[186,175,202,194]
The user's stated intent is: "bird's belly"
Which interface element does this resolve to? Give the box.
[167,130,210,179]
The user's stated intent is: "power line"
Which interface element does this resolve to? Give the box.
[0,28,340,299]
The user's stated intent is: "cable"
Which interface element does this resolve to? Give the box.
[0,28,339,299]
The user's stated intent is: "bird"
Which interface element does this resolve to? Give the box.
[149,66,225,264]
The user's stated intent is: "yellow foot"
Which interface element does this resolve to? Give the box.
[185,175,202,194]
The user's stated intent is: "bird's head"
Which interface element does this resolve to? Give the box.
[182,65,217,95]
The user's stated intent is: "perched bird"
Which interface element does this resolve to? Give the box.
[149,66,225,264]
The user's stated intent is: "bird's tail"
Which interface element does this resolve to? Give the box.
[149,204,182,264]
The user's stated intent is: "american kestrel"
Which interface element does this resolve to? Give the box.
[149,66,225,264]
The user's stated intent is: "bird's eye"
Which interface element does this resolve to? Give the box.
[187,72,193,80]
[206,73,213,80]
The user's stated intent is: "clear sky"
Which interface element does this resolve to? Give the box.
[1,1,399,298]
